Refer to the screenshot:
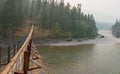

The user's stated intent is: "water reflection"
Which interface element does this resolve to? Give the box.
[37,30,120,74]
[38,43,120,74]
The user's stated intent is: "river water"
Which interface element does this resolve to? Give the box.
[38,30,120,74]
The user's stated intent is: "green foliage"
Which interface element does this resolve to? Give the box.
[52,23,61,38]
[112,20,120,37]
[0,0,24,37]
[33,0,98,38]
[0,0,98,38]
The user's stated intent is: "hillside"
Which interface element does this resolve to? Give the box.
[0,0,98,39]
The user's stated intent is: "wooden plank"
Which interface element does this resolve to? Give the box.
[28,66,41,71]
[32,57,39,60]
[30,58,41,68]
[14,70,23,74]
[1,26,34,74]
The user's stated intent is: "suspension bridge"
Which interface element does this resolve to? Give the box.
[0,26,42,74]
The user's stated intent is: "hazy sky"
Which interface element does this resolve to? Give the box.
[64,0,120,23]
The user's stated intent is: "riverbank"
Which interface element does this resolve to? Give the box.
[1,30,119,47]
[34,30,120,46]
[33,37,103,46]
[0,36,100,47]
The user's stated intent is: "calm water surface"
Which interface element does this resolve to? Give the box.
[37,30,120,74]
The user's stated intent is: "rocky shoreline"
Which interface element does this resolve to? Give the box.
[0,34,104,47]
[33,36,103,46]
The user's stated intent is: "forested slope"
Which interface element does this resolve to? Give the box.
[0,0,98,39]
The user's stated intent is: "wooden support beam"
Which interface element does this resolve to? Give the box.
[14,70,23,74]
[28,66,41,71]
[32,57,39,60]
[23,40,32,74]
[27,39,32,70]
[30,58,41,68]
[31,49,37,53]
[0,63,7,66]
[31,52,39,59]
[23,51,29,74]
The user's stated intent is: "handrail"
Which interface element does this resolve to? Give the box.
[1,26,34,74]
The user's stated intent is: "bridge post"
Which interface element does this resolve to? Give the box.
[13,42,16,57]
[23,51,29,74]
[23,39,32,74]
[7,44,11,63]
[27,39,32,69]
[0,46,1,64]
[17,40,20,51]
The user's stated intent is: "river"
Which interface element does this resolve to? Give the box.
[37,30,120,74]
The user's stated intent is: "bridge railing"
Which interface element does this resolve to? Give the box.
[1,26,34,74]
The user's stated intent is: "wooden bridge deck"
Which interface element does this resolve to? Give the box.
[0,26,42,74]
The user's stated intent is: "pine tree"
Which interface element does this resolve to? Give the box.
[0,0,24,37]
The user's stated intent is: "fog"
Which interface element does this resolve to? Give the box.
[64,0,120,23]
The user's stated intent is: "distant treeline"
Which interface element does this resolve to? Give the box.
[0,0,98,38]
[112,20,120,37]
